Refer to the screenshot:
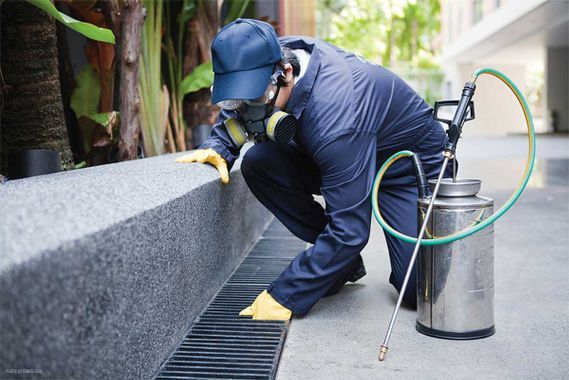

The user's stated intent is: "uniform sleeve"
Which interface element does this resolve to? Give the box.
[198,110,242,170]
[268,131,377,315]
[314,131,376,250]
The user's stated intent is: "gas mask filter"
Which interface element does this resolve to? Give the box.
[217,70,298,147]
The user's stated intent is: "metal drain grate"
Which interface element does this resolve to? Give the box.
[155,219,307,380]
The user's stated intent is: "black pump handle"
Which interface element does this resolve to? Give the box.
[444,82,476,156]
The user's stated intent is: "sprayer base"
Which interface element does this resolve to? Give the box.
[416,322,495,340]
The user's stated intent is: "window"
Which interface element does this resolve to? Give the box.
[473,0,483,25]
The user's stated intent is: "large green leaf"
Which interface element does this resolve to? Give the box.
[71,65,100,119]
[224,0,251,25]
[26,0,115,44]
[181,62,214,95]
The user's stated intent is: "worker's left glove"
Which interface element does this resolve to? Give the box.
[175,148,229,184]
[239,290,292,320]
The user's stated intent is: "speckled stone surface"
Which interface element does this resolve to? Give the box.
[0,148,272,379]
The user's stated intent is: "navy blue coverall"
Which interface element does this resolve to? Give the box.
[200,36,451,316]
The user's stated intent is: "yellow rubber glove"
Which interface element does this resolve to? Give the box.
[239,290,292,321]
[175,148,229,184]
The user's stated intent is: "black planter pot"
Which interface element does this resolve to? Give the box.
[192,124,213,147]
[8,149,62,179]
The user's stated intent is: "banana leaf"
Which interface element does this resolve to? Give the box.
[70,65,100,119]
[181,62,214,95]
[26,0,115,44]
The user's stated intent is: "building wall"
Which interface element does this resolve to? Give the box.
[442,0,509,48]
[440,0,558,136]
[253,0,316,37]
[279,0,316,36]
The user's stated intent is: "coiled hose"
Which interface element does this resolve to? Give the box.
[371,68,536,246]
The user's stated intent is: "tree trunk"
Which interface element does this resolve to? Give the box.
[105,0,123,43]
[118,0,143,161]
[1,0,73,175]
[105,0,123,112]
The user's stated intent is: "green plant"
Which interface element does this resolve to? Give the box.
[63,0,120,166]
[181,62,214,95]
[164,0,196,153]
[0,0,115,170]
[319,0,442,103]
[223,0,250,25]
[70,65,120,165]
[71,65,100,119]
[63,0,117,113]
[139,0,169,157]
[23,0,115,43]
[163,0,215,153]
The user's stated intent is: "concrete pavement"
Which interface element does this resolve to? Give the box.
[277,136,569,379]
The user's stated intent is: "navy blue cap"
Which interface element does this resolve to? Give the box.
[211,18,283,104]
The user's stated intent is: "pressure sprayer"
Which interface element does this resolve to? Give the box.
[372,68,536,361]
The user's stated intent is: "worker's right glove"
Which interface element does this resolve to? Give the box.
[239,290,292,320]
[175,148,229,184]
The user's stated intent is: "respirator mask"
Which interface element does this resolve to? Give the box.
[216,70,298,147]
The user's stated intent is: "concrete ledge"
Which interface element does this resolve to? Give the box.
[0,149,272,379]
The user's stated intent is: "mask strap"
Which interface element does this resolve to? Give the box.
[271,69,285,85]
[265,84,281,116]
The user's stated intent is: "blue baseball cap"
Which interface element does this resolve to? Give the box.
[211,18,283,104]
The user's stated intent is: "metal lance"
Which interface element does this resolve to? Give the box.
[378,156,449,361]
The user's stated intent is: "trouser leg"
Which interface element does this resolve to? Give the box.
[378,121,453,307]
[378,184,421,307]
[241,141,328,244]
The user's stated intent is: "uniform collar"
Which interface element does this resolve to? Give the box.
[281,38,321,119]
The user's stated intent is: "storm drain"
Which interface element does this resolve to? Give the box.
[155,219,308,380]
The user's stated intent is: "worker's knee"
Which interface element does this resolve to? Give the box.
[241,144,272,181]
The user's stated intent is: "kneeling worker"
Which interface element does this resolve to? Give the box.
[176,19,451,320]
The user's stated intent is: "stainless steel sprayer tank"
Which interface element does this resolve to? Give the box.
[416,178,495,339]
[374,69,536,361]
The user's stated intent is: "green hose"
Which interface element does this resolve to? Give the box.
[371,68,536,246]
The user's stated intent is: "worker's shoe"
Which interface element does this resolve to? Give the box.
[324,255,366,297]
[348,259,367,282]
